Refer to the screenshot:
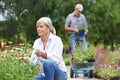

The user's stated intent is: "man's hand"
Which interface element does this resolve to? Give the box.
[65,26,79,33]
[73,28,79,33]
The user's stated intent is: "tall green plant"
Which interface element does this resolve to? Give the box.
[87,0,120,50]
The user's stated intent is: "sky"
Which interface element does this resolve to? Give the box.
[0,1,6,21]
[0,14,5,21]
[0,12,7,21]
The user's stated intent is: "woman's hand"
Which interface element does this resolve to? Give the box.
[35,49,43,57]
[35,49,47,59]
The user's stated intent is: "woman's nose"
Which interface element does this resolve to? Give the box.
[37,26,41,30]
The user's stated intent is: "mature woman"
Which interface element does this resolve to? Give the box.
[21,17,67,80]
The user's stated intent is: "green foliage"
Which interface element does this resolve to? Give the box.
[0,56,37,80]
[73,44,95,63]
[1,20,18,39]
[0,43,37,79]
[0,0,120,50]
[63,54,70,65]
[87,0,120,50]
[94,46,120,79]
[94,67,120,80]
[78,24,88,30]
[104,50,120,64]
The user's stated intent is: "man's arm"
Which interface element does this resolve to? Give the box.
[64,26,78,33]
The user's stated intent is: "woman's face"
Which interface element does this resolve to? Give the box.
[36,22,50,37]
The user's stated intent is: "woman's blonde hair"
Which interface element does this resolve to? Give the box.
[37,17,56,35]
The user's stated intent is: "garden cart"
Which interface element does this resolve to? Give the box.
[70,62,96,78]
[70,44,96,78]
[70,30,96,78]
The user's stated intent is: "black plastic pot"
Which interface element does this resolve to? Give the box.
[111,76,120,80]
[88,58,95,62]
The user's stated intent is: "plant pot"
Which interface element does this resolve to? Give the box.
[88,58,95,62]
[111,76,120,80]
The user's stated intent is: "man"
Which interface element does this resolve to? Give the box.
[65,4,88,57]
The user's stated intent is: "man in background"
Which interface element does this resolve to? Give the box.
[64,4,88,58]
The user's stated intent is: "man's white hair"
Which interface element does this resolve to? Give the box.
[37,17,56,35]
[75,4,83,11]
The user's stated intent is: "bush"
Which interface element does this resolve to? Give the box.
[0,55,37,80]
[73,45,95,63]
[94,47,120,80]
[94,67,120,80]
[0,43,37,80]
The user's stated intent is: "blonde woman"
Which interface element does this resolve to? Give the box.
[21,17,67,80]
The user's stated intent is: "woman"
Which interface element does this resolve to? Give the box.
[21,17,67,80]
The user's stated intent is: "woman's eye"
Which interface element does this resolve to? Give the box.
[36,26,44,28]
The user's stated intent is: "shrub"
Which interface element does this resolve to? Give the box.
[94,67,120,80]
[0,43,37,80]
[0,55,37,80]
[73,45,95,63]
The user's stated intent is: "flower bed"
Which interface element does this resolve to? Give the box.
[94,47,120,80]
[0,43,37,80]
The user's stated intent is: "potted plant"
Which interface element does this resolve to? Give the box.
[73,45,95,63]
[70,45,95,78]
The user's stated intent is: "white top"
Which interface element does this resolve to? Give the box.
[28,33,67,73]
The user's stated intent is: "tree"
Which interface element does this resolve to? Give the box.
[1,0,120,51]
[87,0,120,50]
